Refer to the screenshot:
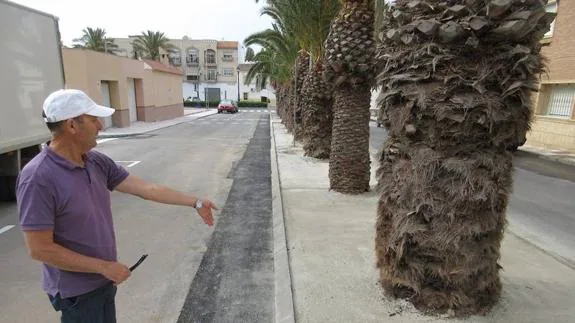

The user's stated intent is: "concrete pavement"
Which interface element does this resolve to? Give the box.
[274,112,575,322]
[368,115,575,167]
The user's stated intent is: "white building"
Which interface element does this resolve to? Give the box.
[237,63,276,105]
[113,36,239,102]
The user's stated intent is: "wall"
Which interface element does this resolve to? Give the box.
[526,116,575,151]
[63,48,145,127]
[139,69,183,121]
[527,0,575,151]
[63,48,183,127]
[183,82,238,102]
[540,0,575,83]
[238,70,276,103]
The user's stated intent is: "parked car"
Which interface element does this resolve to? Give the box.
[217,100,238,113]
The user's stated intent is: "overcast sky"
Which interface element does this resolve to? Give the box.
[10,0,273,50]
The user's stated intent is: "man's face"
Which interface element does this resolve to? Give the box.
[68,114,103,151]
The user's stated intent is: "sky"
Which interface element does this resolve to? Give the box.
[10,0,273,50]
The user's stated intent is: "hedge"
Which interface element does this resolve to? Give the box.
[183,100,220,107]
[183,100,268,108]
[238,101,268,108]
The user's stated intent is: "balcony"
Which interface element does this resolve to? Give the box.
[186,57,199,66]
[205,59,217,67]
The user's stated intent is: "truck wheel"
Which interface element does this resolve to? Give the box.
[0,176,17,202]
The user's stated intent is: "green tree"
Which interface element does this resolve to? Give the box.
[72,27,118,54]
[245,46,256,61]
[131,31,175,61]
[375,0,556,316]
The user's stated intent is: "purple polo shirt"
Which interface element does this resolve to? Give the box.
[16,147,129,298]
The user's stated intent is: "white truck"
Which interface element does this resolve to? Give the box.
[0,0,65,201]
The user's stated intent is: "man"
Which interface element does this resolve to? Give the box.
[16,89,218,323]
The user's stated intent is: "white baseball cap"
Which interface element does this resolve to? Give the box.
[43,89,115,123]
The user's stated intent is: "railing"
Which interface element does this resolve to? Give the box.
[186,57,199,66]
[547,85,575,118]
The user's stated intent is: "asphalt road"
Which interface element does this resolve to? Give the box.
[0,109,273,323]
[369,121,575,268]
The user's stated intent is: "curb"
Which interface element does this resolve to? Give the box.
[97,110,218,139]
[516,148,575,167]
[270,113,296,323]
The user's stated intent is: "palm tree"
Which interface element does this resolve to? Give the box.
[375,0,556,317]
[298,0,340,159]
[245,2,301,129]
[323,0,377,194]
[244,23,299,122]
[131,30,175,61]
[72,27,118,54]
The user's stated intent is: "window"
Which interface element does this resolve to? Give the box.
[206,68,217,81]
[187,48,199,64]
[206,50,216,64]
[222,52,234,62]
[243,92,249,100]
[545,2,557,38]
[223,68,234,77]
[186,75,199,81]
[169,50,181,66]
[546,84,575,118]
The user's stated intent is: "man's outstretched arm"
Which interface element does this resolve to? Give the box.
[115,174,218,226]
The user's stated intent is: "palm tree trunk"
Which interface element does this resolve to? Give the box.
[323,0,376,194]
[329,86,371,193]
[375,0,555,317]
[293,52,310,142]
[284,83,295,133]
[302,62,333,159]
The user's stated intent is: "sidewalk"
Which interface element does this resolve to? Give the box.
[271,112,575,323]
[518,144,575,167]
[367,115,575,167]
[97,108,217,138]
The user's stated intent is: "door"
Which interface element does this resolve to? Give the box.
[128,78,137,122]
[205,88,221,103]
[100,81,113,129]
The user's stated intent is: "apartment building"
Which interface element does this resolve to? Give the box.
[528,0,575,151]
[113,36,239,102]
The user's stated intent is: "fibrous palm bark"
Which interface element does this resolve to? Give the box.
[375,0,555,317]
[323,0,376,194]
[293,52,310,141]
[302,61,333,159]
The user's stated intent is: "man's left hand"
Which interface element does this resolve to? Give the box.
[196,199,218,226]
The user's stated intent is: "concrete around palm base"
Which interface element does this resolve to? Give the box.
[271,113,575,323]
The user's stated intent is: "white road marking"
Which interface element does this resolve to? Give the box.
[0,225,15,235]
[97,138,118,144]
[116,161,141,168]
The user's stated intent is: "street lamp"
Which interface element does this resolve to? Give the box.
[237,66,241,102]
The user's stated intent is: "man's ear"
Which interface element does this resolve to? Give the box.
[64,119,78,134]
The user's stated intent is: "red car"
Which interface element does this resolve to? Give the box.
[217,100,238,113]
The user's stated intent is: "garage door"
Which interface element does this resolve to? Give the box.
[100,81,113,129]
[128,78,137,122]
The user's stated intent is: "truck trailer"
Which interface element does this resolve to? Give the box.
[0,0,65,201]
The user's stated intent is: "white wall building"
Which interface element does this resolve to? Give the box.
[113,36,239,102]
[237,63,276,104]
